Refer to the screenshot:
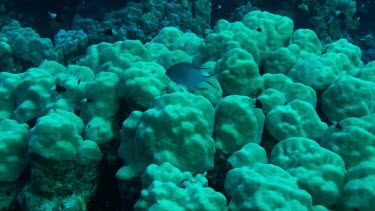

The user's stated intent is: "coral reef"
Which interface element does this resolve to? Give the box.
[1,2,375,210]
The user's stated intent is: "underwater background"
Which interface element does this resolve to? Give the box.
[1,0,375,210]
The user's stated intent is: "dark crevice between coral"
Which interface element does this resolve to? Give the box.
[116,176,142,211]
[315,91,333,127]
[87,159,122,210]
[260,127,278,158]
[206,148,232,201]
[87,140,123,211]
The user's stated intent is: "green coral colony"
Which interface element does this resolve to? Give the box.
[1,0,375,210]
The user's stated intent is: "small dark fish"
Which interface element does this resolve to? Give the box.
[49,12,63,23]
[104,28,113,36]
[335,122,342,129]
[166,62,219,90]
[255,98,263,109]
[55,85,67,93]
[80,98,94,103]
[337,12,346,20]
